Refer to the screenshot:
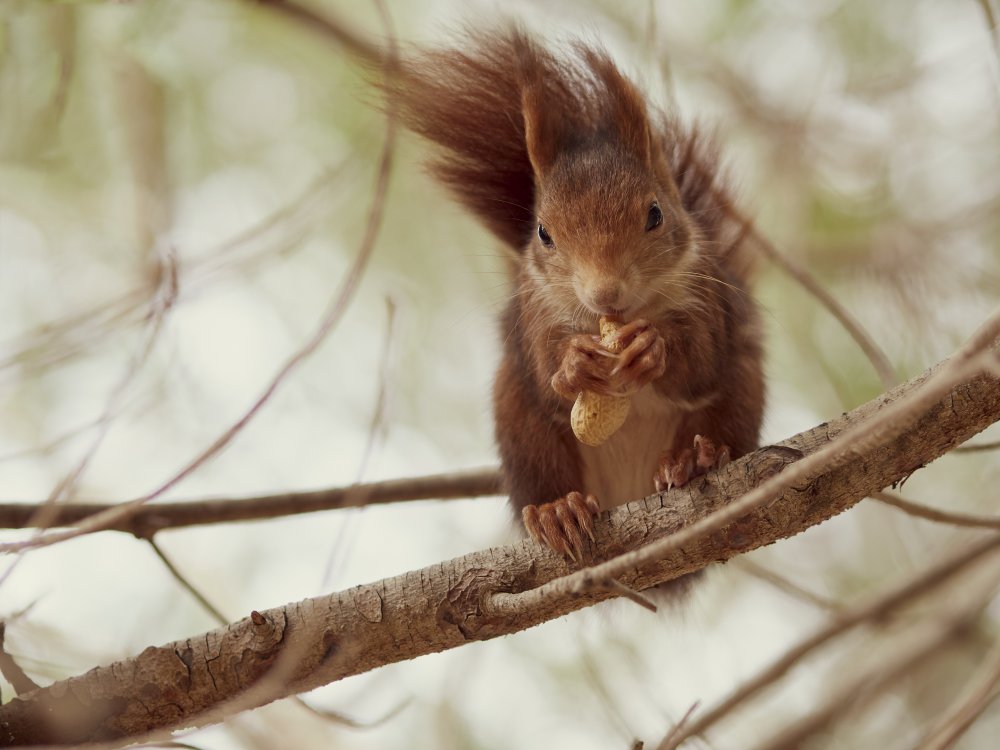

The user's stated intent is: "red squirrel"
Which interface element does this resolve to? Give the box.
[386,28,764,560]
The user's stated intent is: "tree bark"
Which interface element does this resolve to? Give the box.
[1,362,998,747]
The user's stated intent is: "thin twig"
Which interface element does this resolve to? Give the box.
[752,612,980,750]
[0,622,39,695]
[953,438,1000,453]
[913,634,1000,749]
[0,415,103,464]
[19,245,176,533]
[293,696,412,730]
[254,0,391,70]
[598,578,659,612]
[749,231,897,390]
[656,535,1000,750]
[0,149,178,590]
[357,296,398,480]
[320,296,400,588]
[735,558,841,611]
[147,538,228,626]
[871,490,1000,531]
[700,165,898,391]
[579,647,638,743]
[0,166,342,387]
[0,53,398,555]
[0,289,146,373]
[658,703,699,749]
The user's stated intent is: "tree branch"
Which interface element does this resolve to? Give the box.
[751,610,983,750]
[871,490,1000,531]
[915,632,1000,749]
[0,468,502,537]
[747,229,898,391]
[658,534,1000,749]
[254,0,390,70]
[0,334,997,745]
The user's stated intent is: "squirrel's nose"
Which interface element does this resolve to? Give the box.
[585,282,626,315]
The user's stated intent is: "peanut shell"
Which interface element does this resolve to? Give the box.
[571,316,630,446]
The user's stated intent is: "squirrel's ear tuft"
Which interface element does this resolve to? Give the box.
[580,47,652,168]
[522,82,560,177]
[514,31,574,179]
[613,81,652,168]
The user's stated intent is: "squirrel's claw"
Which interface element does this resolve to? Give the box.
[523,492,601,561]
[654,434,731,492]
[608,320,667,392]
[611,328,666,377]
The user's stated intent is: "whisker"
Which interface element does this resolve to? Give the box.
[674,271,749,298]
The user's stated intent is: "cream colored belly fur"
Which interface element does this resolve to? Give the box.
[578,385,678,510]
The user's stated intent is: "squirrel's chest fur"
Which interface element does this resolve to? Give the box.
[577,385,677,510]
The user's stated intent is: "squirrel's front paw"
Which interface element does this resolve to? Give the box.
[551,322,666,400]
[606,318,666,394]
[522,492,601,562]
[551,334,619,399]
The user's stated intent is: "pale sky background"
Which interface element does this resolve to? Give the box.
[1,0,999,748]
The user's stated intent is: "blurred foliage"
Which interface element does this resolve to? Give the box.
[1,0,999,748]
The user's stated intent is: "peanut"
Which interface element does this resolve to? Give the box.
[570,316,630,446]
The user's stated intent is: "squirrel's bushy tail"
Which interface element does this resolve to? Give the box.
[382,28,544,250]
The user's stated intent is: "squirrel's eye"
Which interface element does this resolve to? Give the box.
[537,223,555,248]
[646,202,663,232]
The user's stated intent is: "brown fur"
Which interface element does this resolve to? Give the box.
[385,27,764,522]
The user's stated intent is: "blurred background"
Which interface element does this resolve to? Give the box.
[1,0,999,747]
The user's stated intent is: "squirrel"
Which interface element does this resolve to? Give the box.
[384,27,765,561]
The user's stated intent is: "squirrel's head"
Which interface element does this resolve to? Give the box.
[519,46,701,327]
[526,144,700,326]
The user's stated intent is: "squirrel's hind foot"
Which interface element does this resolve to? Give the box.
[654,434,731,492]
[522,491,601,562]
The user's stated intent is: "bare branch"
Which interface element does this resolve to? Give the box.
[706,179,897,391]
[253,0,391,70]
[734,559,841,611]
[356,296,399,480]
[748,230,898,391]
[914,634,1000,750]
[658,536,1000,749]
[751,611,983,750]
[0,468,502,536]
[594,578,659,612]
[146,539,228,626]
[1,332,997,745]
[871,490,1000,531]
[954,438,1000,453]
